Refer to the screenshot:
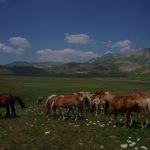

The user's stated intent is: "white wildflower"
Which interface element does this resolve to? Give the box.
[140,146,148,150]
[93,123,97,125]
[127,140,132,143]
[100,145,104,149]
[79,142,83,146]
[121,144,128,149]
[129,142,136,147]
[45,131,50,135]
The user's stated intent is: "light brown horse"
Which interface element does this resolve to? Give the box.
[91,91,108,115]
[45,93,91,120]
[103,92,150,128]
[0,93,26,118]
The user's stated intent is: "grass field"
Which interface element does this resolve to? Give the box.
[0,75,150,150]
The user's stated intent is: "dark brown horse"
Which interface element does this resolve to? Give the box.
[0,93,26,118]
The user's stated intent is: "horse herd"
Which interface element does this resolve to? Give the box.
[0,91,150,128]
[43,91,150,128]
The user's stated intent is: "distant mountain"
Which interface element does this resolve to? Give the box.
[127,48,150,65]
[89,48,150,72]
[6,61,64,68]
[1,48,150,77]
[6,61,32,67]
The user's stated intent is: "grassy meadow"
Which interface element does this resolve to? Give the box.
[0,74,150,150]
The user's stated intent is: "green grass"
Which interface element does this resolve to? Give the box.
[0,75,150,150]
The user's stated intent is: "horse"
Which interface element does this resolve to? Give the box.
[91,91,108,115]
[0,93,26,118]
[45,93,91,120]
[36,96,43,104]
[103,92,150,128]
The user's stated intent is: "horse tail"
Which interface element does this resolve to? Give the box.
[85,95,92,110]
[50,100,54,112]
[15,96,26,109]
[147,98,150,112]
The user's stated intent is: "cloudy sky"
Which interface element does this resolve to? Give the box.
[0,0,150,64]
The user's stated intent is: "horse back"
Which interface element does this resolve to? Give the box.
[53,95,81,106]
[111,95,138,112]
[0,93,14,106]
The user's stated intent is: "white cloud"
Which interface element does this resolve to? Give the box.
[65,33,93,44]
[105,50,113,54]
[9,36,31,48]
[0,36,31,54]
[102,40,132,52]
[0,43,5,49]
[101,40,113,48]
[37,48,99,62]
[0,43,24,54]
[111,40,132,52]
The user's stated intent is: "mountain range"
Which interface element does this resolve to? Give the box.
[0,48,150,77]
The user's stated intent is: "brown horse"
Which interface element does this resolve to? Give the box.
[45,93,91,120]
[0,93,26,118]
[36,96,43,104]
[103,92,150,128]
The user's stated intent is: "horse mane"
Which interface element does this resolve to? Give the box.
[94,90,105,95]
[45,94,57,107]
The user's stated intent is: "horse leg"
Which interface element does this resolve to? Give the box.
[50,106,56,119]
[113,112,118,125]
[80,104,85,119]
[5,106,10,118]
[137,112,144,128]
[74,107,78,120]
[71,108,75,118]
[101,102,105,115]
[66,108,73,117]
[11,104,16,118]
[77,107,81,119]
[95,103,98,116]
[100,104,104,115]
[124,111,131,128]
[80,103,86,119]
[59,107,65,120]
[108,110,114,120]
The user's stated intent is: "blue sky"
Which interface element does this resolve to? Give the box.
[0,0,150,64]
